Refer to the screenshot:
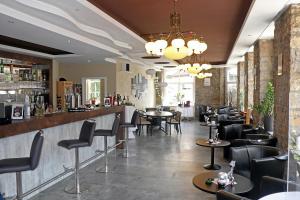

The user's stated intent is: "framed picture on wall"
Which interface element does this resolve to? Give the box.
[11,104,24,120]
[104,97,111,107]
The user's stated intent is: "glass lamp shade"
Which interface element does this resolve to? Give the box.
[197,73,206,79]
[187,39,199,49]
[145,41,157,54]
[164,46,189,60]
[202,63,212,70]
[171,38,185,48]
[199,41,208,52]
[187,48,193,56]
[187,64,202,75]
[155,39,168,49]
[155,48,165,56]
[204,73,213,77]
[155,39,168,55]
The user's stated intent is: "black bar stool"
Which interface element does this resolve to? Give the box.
[0,131,44,200]
[94,116,120,173]
[120,110,139,157]
[57,120,96,194]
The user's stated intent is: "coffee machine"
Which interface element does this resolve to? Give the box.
[0,102,12,124]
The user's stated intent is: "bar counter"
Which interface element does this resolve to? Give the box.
[0,106,126,199]
[0,106,125,138]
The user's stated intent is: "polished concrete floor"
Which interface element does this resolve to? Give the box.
[30,120,229,200]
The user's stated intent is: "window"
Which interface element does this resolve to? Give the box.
[163,69,195,106]
[82,77,107,105]
[226,67,238,107]
[86,79,101,103]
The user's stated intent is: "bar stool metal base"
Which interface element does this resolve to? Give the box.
[64,183,89,194]
[96,166,112,173]
[122,128,129,158]
[96,136,113,173]
[16,172,23,200]
[203,164,221,170]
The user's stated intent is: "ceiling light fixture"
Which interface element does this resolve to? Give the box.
[144,0,207,60]
[178,54,212,78]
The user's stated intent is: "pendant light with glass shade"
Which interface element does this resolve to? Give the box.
[144,0,207,60]
[178,54,213,79]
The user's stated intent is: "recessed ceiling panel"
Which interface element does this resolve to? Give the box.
[89,0,253,64]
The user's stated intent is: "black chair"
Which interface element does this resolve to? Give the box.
[136,111,152,136]
[0,131,44,200]
[166,111,182,134]
[260,176,299,197]
[94,116,120,173]
[230,145,287,198]
[120,110,139,157]
[223,124,277,159]
[218,106,230,114]
[223,124,243,159]
[58,120,96,194]
[218,118,244,139]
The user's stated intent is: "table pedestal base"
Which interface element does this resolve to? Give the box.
[203,164,221,170]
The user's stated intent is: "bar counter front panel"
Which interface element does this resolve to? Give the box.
[0,106,125,198]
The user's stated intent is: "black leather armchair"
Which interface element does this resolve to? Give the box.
[218,120,244,140]
[230,146,287,198]
[222,124,277,159]
[260,176,299,197]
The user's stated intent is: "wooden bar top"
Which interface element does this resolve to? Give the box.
[0,106,125,138]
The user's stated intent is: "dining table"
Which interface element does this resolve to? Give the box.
[144,111,174,134]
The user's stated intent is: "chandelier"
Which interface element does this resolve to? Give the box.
[144,0,207,60]
[178,54,212,79]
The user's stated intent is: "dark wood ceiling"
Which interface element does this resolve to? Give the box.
[89,0,252,64]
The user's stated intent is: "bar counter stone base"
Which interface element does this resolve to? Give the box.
[0,113,116,199]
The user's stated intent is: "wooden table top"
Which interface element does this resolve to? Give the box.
[193,171,253,195]
[196,138,230,148]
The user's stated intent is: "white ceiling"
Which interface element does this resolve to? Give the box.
[0,0,177,68]
[227,0,295,66]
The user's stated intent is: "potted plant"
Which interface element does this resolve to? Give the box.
[176,92,184,107]
[253,82,274,131]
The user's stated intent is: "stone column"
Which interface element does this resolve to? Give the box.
[245,52,254,109]
[253,40,274,125]
[237,62,245,111]
[220,68,226,105]
[244,59,248,111]
[274,5,300,151]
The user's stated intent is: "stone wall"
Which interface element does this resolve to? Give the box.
[220,68,226,105]
[274,5,300,151]
[253,39,274,125]
[244,58,249,111]
[245,52,254,109]
[237,62,245,111]
[195,68,224,108]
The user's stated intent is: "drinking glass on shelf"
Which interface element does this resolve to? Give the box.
[35,95,45,117]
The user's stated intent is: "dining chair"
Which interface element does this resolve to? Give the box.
[166,111,182,134]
